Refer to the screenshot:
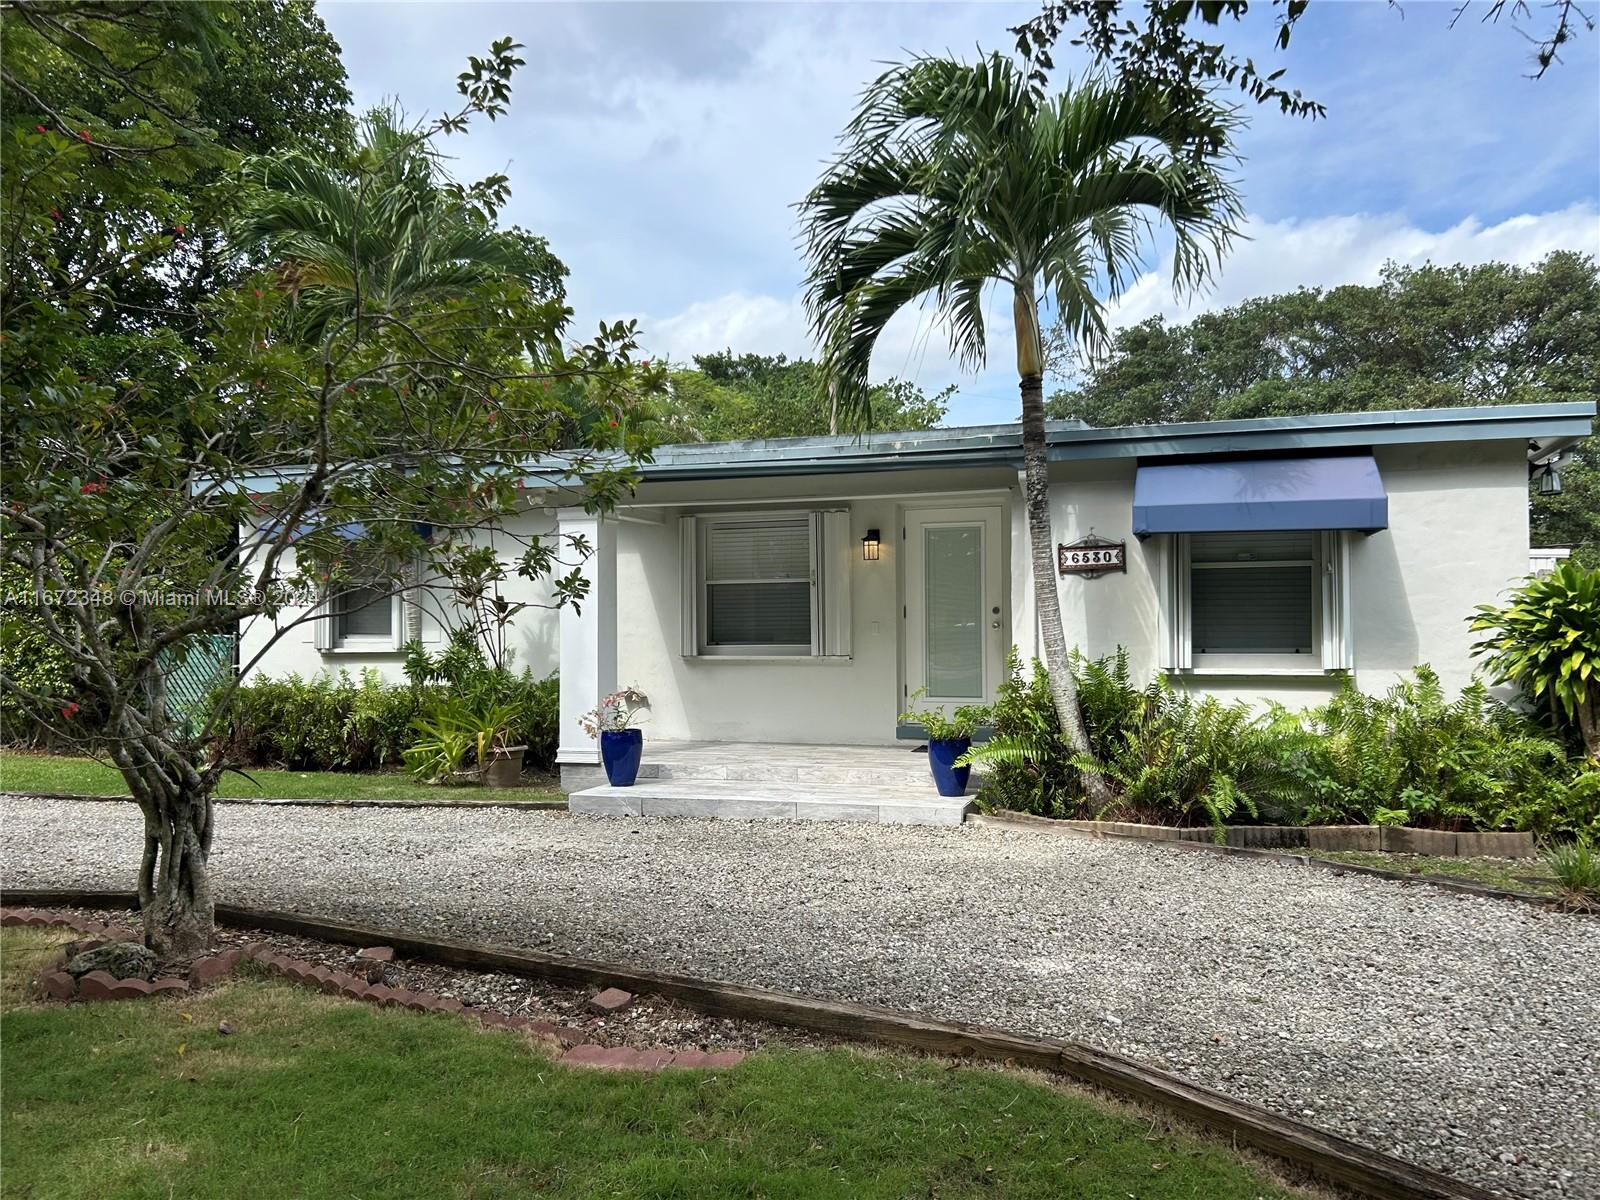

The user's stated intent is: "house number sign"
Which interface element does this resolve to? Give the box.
[1057,536,1127,578]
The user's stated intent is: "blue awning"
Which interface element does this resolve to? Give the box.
[1132,455,1387,538]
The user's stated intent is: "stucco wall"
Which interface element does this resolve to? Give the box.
[1042,440,1530,708]
[613,468,1019,746]
[238,513,562,686]
[243,440,1531,732]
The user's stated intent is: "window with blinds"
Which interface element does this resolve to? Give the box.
[333,583,394,643]
[1190,532,1315,655]
[700,517,814,651]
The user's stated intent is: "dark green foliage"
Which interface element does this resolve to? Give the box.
[898,690,988,741]
[967,648,1306,835]
[1471,562,1600,757]
[968,652,1593,838]
[663,352,951,442]
[1046,254,1600,562]
[1294,668,1596,838]
[222,671,420,772]
[223,665,559,775]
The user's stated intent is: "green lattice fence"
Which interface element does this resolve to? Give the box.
[159,633,235,735]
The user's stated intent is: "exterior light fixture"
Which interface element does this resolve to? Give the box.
[1537,464,1563,495]
[861,529,881,561]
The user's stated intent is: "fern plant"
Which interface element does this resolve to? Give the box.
[1296,666,1579,834]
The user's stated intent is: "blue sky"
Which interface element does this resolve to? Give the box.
[319,1,1600,425]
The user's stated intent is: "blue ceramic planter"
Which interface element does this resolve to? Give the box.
[600,728,643,787]
[927,737,971,797]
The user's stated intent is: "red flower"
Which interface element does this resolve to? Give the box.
[80,481,104,494]
[344,385,356,394]
[608,420,618,427]
[48,207,60,221]
[61,702,80,719]
[173,222,185,235]
[253,288,262,298]
[78,130,91,143]
[34,124,46,134]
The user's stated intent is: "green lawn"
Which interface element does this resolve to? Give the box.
[1313,849,1558,896]
[0,752,564,805]
[0,928,1311,1200]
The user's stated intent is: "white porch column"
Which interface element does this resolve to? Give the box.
[555,508,616,767]
[1009,471,1041,660]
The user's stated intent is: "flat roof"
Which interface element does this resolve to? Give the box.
[226,401,1593,494]
[633,401,1594,481]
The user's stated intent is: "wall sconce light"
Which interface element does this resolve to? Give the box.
[861,529,881,561]
[1536,463,1563,496]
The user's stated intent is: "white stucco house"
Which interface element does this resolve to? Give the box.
[240,400,1593,822]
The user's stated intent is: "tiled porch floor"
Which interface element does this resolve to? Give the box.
[566,740,973,826]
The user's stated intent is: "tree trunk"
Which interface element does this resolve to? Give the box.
[1010,280,1112,806]
[1019,372,1114,808]
[131,779,216,959]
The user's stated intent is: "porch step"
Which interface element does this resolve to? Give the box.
[567,779,972,826]
[633,742,944,788]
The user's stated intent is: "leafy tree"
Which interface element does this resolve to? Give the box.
[1,24,661,955]
[1011,0,1591,118]
[800,54,1242,803]
[664,351,951,441]
[1045,253,1600,564]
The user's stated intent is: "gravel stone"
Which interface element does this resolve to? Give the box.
[4,797,1596,1199]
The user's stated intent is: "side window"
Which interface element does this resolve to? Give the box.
[1189,531,1317,657]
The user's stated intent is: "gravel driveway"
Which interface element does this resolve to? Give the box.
[3,797,1596,1199]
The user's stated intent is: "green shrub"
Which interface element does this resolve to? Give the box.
[223,664,560,774]
[965,652,1593,839]
[224,670,417,770]
[1471,562,1600,759]
[898,689,988,741]
[1294,666,1586,836]
[959,648,1076,817]
[964,648,1307,835]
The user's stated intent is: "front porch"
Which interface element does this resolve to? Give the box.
[565,741,974,826]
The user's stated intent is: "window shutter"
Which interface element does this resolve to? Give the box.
[1158,535,1191,671]
[1320,530,1353,671]
[312,582,333,652]
[679,515,699,657]
[818,509,852,657]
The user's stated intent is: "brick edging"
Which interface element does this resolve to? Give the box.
[966,811,1559,907]
[0,790,567,812]
[2,906,739,1074]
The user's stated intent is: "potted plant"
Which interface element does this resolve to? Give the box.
[404,698,524,787]
[579,687,649,786]
[899,690,989,797]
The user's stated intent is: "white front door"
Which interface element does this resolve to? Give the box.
[902,505,1005,716]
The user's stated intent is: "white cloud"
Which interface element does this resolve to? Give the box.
[636,204,1600,424]
[1109,204,1600,329]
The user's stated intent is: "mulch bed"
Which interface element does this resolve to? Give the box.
[37,906,828,1056]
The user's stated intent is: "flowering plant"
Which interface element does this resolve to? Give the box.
[579,687,648,737]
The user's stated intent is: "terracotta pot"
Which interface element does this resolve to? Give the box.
[484,745,527,789]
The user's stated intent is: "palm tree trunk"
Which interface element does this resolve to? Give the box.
[1014,283,1112,806]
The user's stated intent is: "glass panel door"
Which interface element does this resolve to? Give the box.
[902,505,1004,714]
[923,525,984,698]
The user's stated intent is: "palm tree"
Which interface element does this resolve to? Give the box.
[236,106,563,339]
[801,55,1242,801]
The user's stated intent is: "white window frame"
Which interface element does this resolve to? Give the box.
[679,510,852,659]
[1159,531,1352,675]
[315,578,405,653]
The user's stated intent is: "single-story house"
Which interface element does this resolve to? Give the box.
[240,400,1593,821]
